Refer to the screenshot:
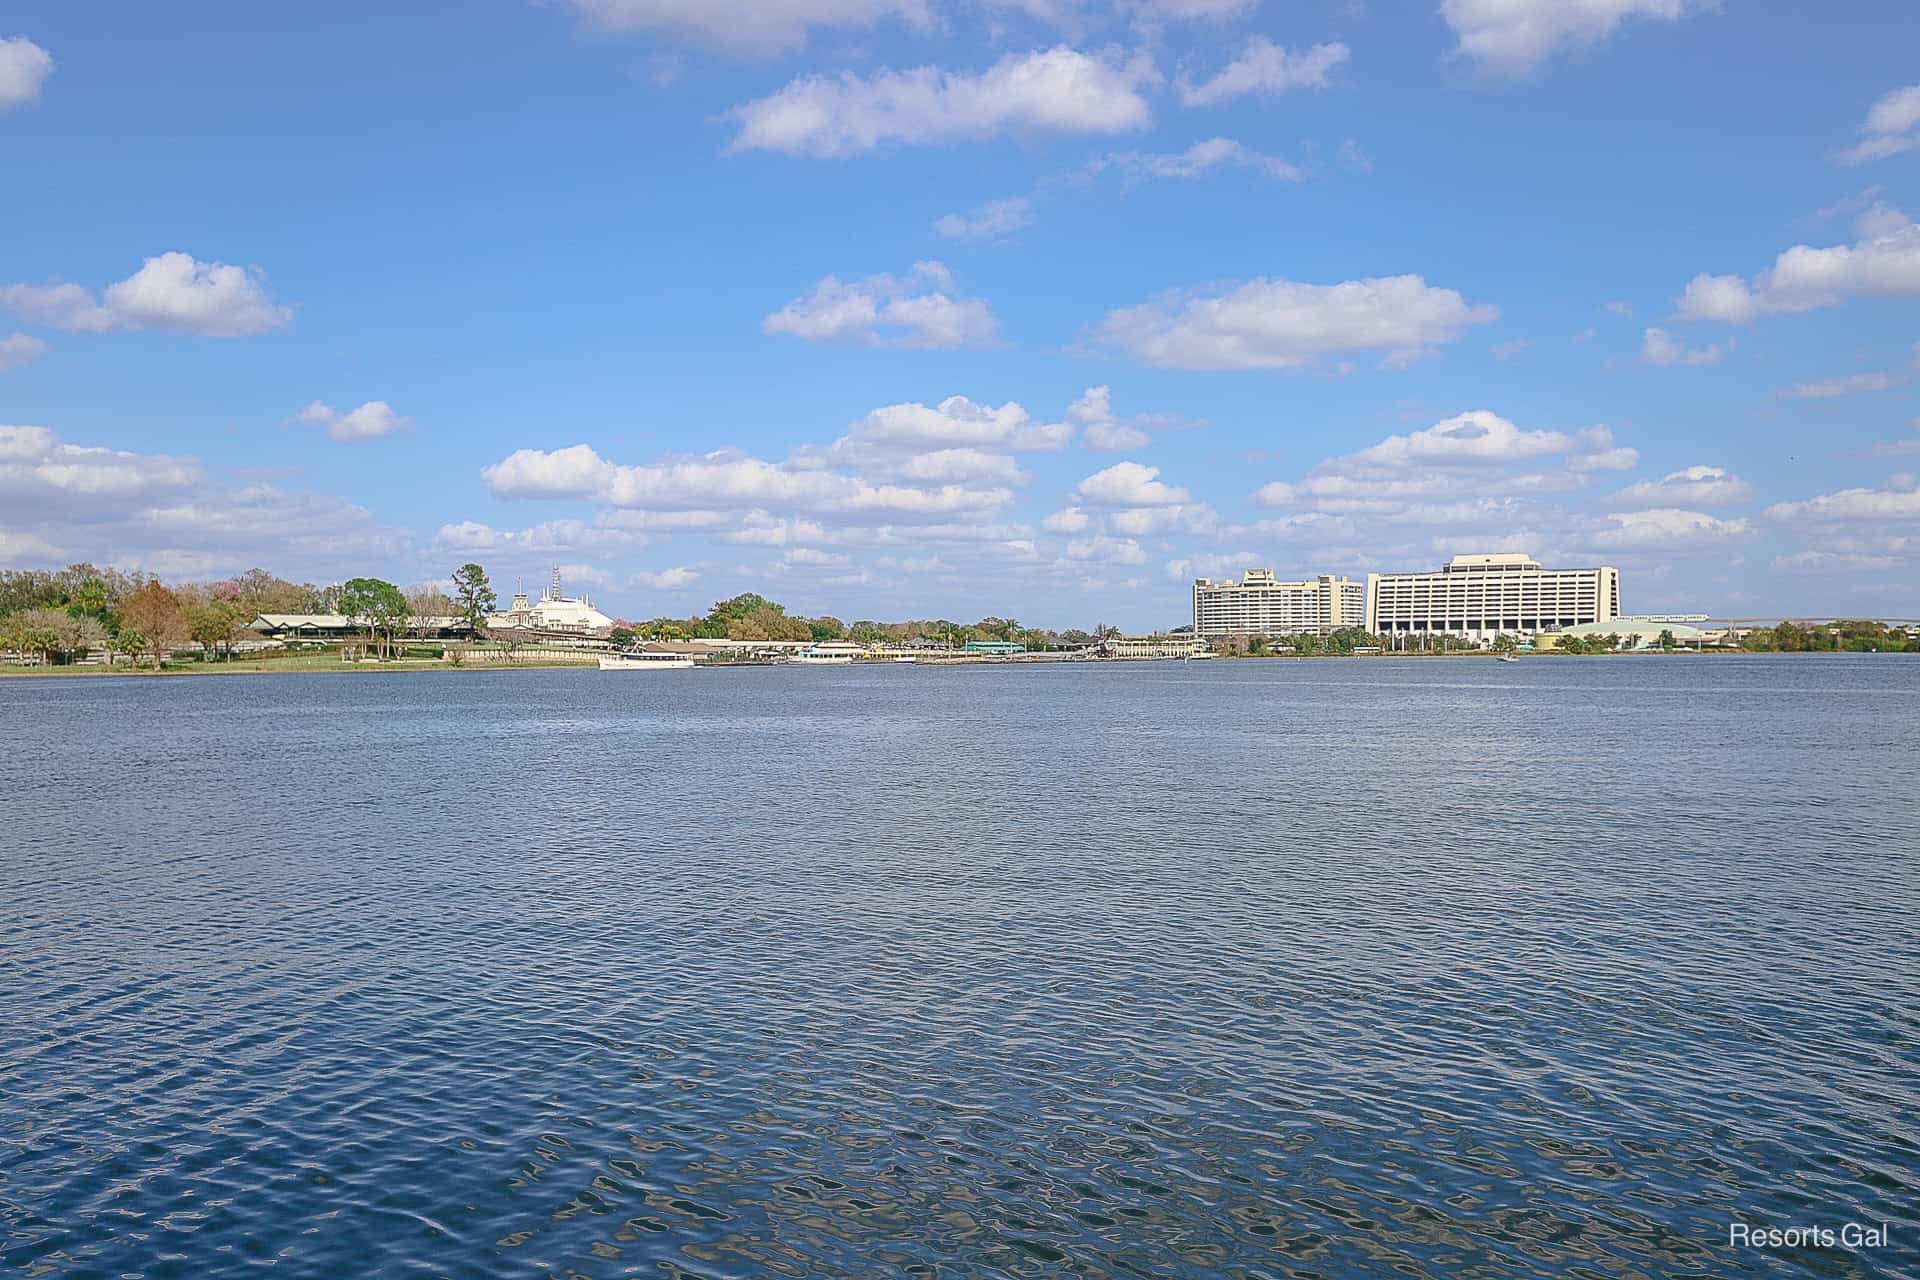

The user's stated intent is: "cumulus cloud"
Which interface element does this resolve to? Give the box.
[1640,327,1728,366]
[1076,460,1189,507]
[1041,506,1091,533]
[1,426,407,579]
[432,517,646,554]
[764,261,997,349]
[727,46,1157,157]
[637,567,700,589]
[1099,274,1496,371]
[1766,484,1920,524]
[1330,411,1634,474]
[1,252,292,337]
[1605,465,1751,507]
[1067,384,1162,450]
[934,197,1035,239]
[483,443,1014,522]
[293,400,413,442]
[1835,85,1920,166]
[810,395,1072,479]
[1062,535,1146,565]
[0,332,47,371]
[1776,372,1901,399]
[0,36,53,108]
[1440,0,1706,82]
[1676,206,1920,323]
[1178,38,1349,107]
[565,0,931,58]
[1590,508,1750,549]
[0,424,201,507]
[1089,136,1302,183]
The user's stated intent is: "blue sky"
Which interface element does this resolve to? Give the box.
[2,0,1917,629]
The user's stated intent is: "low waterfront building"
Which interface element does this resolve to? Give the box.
[250,614,476,642]
[1104,633,1206,660]
[962,640,1026,655]
[1538,617,1711,650]
[1365,553,1620,644]
[488,568,614,639]
[1191,570,1365,638]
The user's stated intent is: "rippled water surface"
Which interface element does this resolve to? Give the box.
[3,657,1917,1279]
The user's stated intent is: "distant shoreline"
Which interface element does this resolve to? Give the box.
[5,647,1906,680]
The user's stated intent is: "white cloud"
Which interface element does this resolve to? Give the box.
[0,332,47,371]
[1439,0,1706,82]
[564,0,931,58]
[1342,411,1629,472]
[1107,503,1216,535]
[1766,485,1920,524]
[1640,327,1727,366]
[1068,384,1163,450]
[727,46,1157,157]
[1676,207,1920,322]
[764,261,997,349]
[813,395,1072,478]
[1178,38,1349,107]
[1041,506,1091,533]
[1777,372,1901,399]
[1590,508,1750,549]
[637,567,700,590]
[293,400,413,442]
[482,443,1013,521]
[1,252,292,337]
[1835,85,1920,166]
[1099,274,1496,371]
[1062,535,1146,565]
[1126,0,1257,19]
[1091,136,1302,183]
[1606,465,1751,507]
[1604,300,1634,318]
[432,518,645,554]
[0,425,411,581]
[0,36,53,108]
[1076,460,1189,507]
[0,424,201,505]
[934,197,1034,239]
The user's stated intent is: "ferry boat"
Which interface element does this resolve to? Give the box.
[789,650,855,665]
[598,650,696,671]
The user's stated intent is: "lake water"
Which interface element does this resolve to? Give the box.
[2,657,1916,1279]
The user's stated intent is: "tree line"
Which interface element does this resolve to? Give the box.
[612,592,1114,651]
[0,562,501,669]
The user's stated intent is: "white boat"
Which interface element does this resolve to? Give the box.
[892,656,917,664]
[790,652,854,665]
[1496,653,1520,663]
[599,651,696,670]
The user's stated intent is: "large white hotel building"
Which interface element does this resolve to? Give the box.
[1365,553,1620,641]
[1191,570,1367,637]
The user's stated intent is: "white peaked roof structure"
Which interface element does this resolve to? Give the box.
[489,567,615,636]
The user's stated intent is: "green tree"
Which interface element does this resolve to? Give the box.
[111,629,147,668]
[339,578,411,659]
[450,563,496,640]
[609,627,636,648]
[185,600,240,661]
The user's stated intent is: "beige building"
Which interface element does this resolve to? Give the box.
[1366,553,1620,642]
[1192,570,1366,637]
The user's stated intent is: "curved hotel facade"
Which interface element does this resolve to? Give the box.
[1365,554,1620,642]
